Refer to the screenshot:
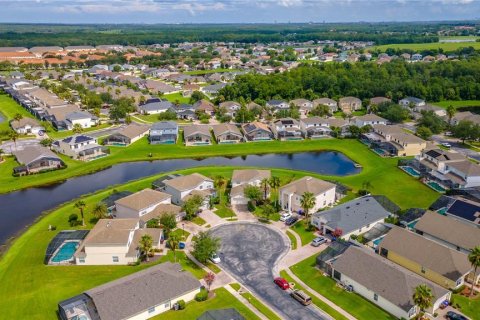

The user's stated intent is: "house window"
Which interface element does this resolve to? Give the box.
[148,307,155,314]
[112,256,119,263]
[373,293,378,301]
[333,270,341,281]
[421,266,426,274]
[78,258,85,263]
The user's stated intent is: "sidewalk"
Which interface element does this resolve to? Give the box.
[285,268,357,320]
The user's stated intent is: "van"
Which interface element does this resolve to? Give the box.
[290,289,312,306]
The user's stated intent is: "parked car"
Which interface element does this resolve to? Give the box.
[446,311,468,320]
[280,212,292,222]
[311,237,327,247]
[441,142,452,148]
[210,252,221,264]
[285,216,298,226]
[273,277,290,290]
[290,289,312,306]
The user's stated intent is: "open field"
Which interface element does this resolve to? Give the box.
[372,41,480,52]
[434,100,480,109]
[0,162,439,318]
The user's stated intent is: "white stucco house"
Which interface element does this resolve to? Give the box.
[163,173,215,207]
[230,169,271,205]
[114,189,172,219]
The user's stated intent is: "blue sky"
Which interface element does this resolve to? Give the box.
[0,0,479,24]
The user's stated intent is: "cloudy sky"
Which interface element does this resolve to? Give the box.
[0,0,479,24]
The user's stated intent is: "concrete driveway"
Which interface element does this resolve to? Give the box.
[210,222,331,320]
[0,138,40,154]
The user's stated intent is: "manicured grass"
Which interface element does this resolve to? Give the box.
[240,291,282,320]
[372,41,480,52]
[253,206,281,221]
[230,283,241,291]
[159,250,207,280]
[154,287,261,320]
[286,230,298,250]
[452,293,480,319]
[213,204,236,218]
[434,100,480,109]
[184,68,241,75]
[290,255,397,320]
[205,261,222,274]
[280,270,349,320]
[163,92,191,104]
[0,93,36,139]
[290,222,316,246]
[192,216,207,226]
[169,228,190,241]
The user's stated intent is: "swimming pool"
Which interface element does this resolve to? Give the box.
[400,166,421,178]
[426,181,447,193]
[373,148,388,157]
[372,236,385,247]
[50,241,79,263]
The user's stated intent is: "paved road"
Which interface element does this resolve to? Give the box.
[210,223,330,320]
[87,124,126,138]
[0,138,39,154]
[431,134,480,161]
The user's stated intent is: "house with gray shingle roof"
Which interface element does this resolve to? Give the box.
[114,189,172,219]
[103,123,150,146]
[330,246,450,319]
[183,125,212,146]
[212,124,243,144]
[54,135,109,161]
[149,121,178,144]
[163,173,215,207]
[10,117,44,134]
[12,146,64,176]
[58,262,201,319]
[138,100,173,115]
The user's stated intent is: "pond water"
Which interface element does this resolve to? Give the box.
[0,151,360,245]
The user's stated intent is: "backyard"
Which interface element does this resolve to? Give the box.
[0,92,37,139]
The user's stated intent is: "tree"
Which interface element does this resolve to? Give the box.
[309,104,330,117]
[159,213,177,238]
[204,272,216,292]
[347,125,361,138]
[261,204,275,221]
[167,233,180,262]
[92,202,107,220]
[40,138,54,149]
[413,284,434,315]
[260,178,270,200]
[300,192,316,223]
[468,246,480,297]
[189,91,207,104]
[416,111,446,134]
[8,131,19,150]
[446,105,456,125]
[416,126,432,140]
[268,176,281,206]
[452,120,478,143]
[235,105,255,123]
[182,194,204,220]
[158,110,177,121]
[192,231,221,263]
[139,234,154,262]
[213,175,227,190]
[72,123,83,134]
[13,113,23,121]
[74,200,86,226]
[243,185,262,205]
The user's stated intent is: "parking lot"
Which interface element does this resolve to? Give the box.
[210,222,331,320]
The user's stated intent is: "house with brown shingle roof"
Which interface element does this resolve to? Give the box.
[114,189,172,219]
[103,123,150,146]
[163,173,215,207]
[10,117,44,134]
[338,96,362,114]
[212,124,243,144]
[230,169,271,205]
[378,227,475,289]
[241,121,274,141]
[183,125,212,146]
[12,145,64,176]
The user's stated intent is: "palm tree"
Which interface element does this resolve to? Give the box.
[13,113,23,121]
[139,234,153,262]
[446,105,456,126]
[268,176,281,205]
[74,200,86,226]
[72,123,83,134]
[214,175,226,189]
[413,284,434,316]
[40,138,54,150]
[300,192,316,223]
[92,203,108,220]
[8,131,19,151]
[468,246,480,297]
[260,178,270,200]
[167,234,180,263]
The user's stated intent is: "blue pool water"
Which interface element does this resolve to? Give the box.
[51,241,79,263]
[437,207,447,215]
[373,148,388,156]
[400,166,421,178]
[407,220,418,229]
[372,236,385,246]
[426,181,446,193]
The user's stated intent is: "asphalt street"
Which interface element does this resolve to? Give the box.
[210,223,331,320]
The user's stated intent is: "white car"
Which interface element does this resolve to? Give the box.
[210,252,221,264]
[280,212,292,222]
[441,142,451,148]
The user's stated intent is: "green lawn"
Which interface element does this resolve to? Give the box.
[286,230,298,250]
[213,204,236,218]
[434,100,480,109]
[289,255,397,320]
[154,287,261,320]
[169,228,190,241]
[240,291,282,320]
[0,93,37,139]
[159,250,206,280]
[290,222,316,246]
[280,270,349,320]
[452,293,480,319]
[192,216,207,226]
[230,283,241,291]
[372,41,480,52]
[163,92,191,105]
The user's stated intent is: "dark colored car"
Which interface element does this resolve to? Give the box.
[273,277,290,290]
[446,311,468,320]
[285,216,298,226]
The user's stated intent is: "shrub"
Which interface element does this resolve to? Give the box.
[177,300,186,310]
[357,189,369,196]
[452,285,465,294]
[68,214,79,226]
[195,289,208,302]
[247,201,256,212]
[350,234,358,240]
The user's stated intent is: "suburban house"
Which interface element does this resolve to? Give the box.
[163,173,215,207]
[399,97,425,108]
[369,96,391,109]
[114,189,172,219]
[230,169,271,205]
[54,135,109,161]
[139,203,184,226]
[149,121,178,144]
[353,114,387,127]
[338,97,362,114]
[378,227,475,289]
[270,118,303,140]
[138,100,173,114]
[313,97,338,113]
[290,99,313,116]
[311,195,393,239]
[74,219,162,265]
[266,99,289,111]
[183,125,212,146]
[329,246,450,319]
[193,99,215,116]
[279,176,336,214]
[10,117,44,134]
[219,101,241,118]
[58,262,201,320]
[413,104,447,117]
[414,148,480,189]
[241,122,274,141]
[414,211,480,254]
[451,111,480,126]
[364,124,427,156]
[440,197,480,226]
[300,117,336,138]
[212,124,244,144]
[12,145,65,175]
[103,123,150,146]
[101,191,133,214]
[65,111,97,130]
